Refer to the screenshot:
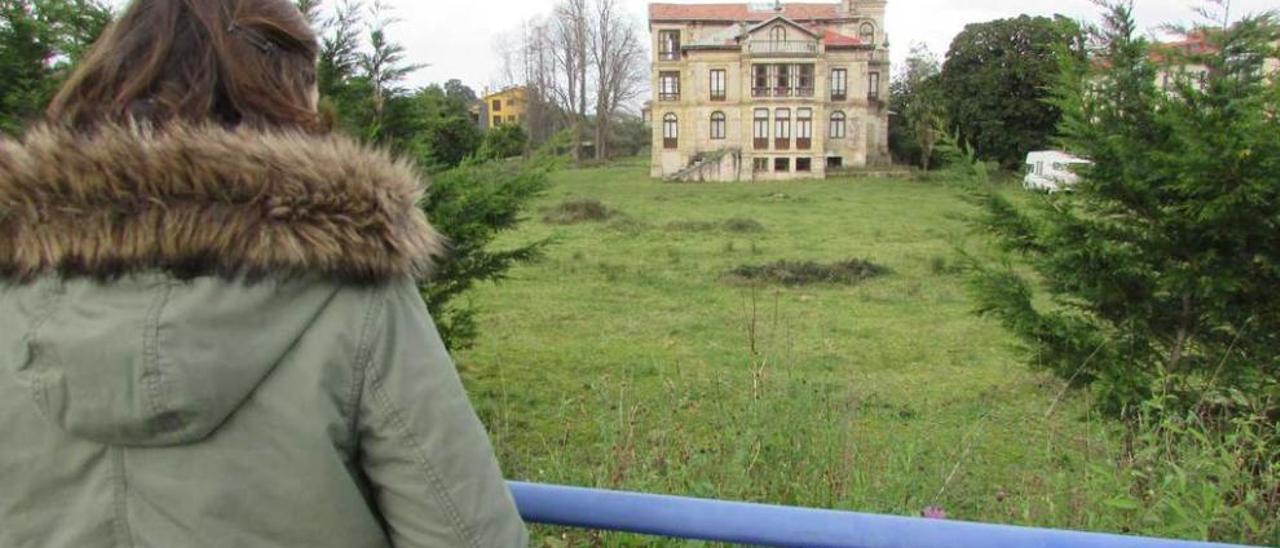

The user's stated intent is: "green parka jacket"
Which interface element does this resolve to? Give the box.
[0,124,528,547]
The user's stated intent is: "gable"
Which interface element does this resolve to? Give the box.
[745,16,819,42]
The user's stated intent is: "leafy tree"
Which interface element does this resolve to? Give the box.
[607,113,648,157]
[303,0,543,349]
[940,15,1084,168]
[408,84,482,170]
[965,3,1280,415]
[478,123,528,160]
[889,43,945,170]
[443,78,477,106]
[0,0,110,133]
[420,159,550,349]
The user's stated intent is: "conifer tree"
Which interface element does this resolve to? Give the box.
[967,3,1280,415]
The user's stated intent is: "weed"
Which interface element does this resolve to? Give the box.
[723,241,737,254]
[723,217,766,234]
[596,262,627,282]
[929,255,951,276]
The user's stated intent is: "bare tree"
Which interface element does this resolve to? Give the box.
[589,0,646,159]
[548,0,591,161]
[497,16,563,149]
[500,0,647,159]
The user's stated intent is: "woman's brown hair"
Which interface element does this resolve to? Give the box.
[47,0,319,130]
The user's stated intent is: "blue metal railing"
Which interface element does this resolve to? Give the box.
[508,482,1248,548]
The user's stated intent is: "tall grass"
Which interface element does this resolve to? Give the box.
[459,162,1277,546]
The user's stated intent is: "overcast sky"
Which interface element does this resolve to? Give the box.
[391,0,1273,95]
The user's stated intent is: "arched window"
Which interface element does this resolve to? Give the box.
[710,111,727,140]
[859,22,875,44]
[663,113,679,149]
[770,25,787,42]
[775,108,791,150]
[830,111,847,139]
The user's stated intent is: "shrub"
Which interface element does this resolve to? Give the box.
[726,259,889,287]
[543,199,615,224]
[477,124,528,160]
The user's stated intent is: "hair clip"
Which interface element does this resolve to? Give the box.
[227,22,278,55]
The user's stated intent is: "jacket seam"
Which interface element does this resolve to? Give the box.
[364,335,481,548]
[23,283,64,419]
[141,282,179,432]
[346,291,382,442]
[111,447,136,548]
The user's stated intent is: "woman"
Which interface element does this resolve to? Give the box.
[0,1,527,546]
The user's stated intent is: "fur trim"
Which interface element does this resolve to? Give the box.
[0,124,443,284]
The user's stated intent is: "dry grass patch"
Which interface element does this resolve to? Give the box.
[725,259,889,286]
[543,199,616,224]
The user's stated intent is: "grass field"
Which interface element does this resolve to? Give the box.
[453,159,1129,545]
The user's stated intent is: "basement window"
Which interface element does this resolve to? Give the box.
[774,157,791,172]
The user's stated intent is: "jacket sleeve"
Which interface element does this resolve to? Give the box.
[356,281,528,548]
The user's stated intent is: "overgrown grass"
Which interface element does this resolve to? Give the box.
[453,160,1273,546]
[544,198,616,224]
[725,259,889,287]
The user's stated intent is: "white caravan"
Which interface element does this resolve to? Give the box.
[1024,151,1091,192]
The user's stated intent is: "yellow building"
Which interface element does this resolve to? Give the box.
[478,87,528,131]
[648,0,891,182]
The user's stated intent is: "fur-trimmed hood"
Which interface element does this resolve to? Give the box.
[0,123,443,284]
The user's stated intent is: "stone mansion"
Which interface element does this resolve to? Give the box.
[648,0,890,181]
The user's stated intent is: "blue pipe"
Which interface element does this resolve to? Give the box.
[508,482,1249,548]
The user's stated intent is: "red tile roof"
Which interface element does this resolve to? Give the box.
[822,29,862,46]
[650,3,843,23]
[1150,31,1217,63]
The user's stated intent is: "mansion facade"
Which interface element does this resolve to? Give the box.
[649,1,890,181]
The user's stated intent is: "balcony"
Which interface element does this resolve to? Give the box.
[749,40,819,57]
[751,87,815,98]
